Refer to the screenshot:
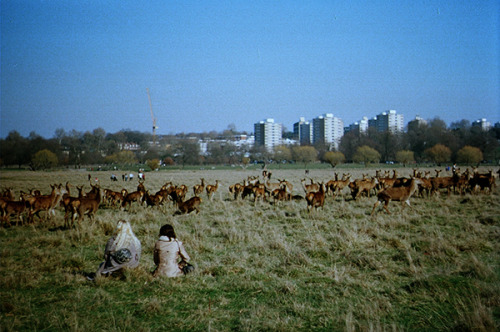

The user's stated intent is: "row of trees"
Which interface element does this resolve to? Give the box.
[0,118,499,170]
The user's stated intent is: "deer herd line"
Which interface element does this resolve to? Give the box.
[0,167,498,228]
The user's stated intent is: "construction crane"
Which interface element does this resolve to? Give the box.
[147,88,158,145]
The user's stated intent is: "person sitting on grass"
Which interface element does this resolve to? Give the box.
[87,219,141,281]
[152,224,194,277]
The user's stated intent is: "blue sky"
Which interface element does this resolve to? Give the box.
[1,0,499,138]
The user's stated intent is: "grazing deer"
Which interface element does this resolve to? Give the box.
[206,180,219,200]
[175,196,202,215]
[371,178,422,215]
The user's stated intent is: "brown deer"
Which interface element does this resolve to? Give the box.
[301,178,319,194]
[229,182,244,200]
[104,189,124,207]
[416,172,433,198]
[349,177,378,200]
[264,179,282,194]
[193,178,205,197]
[2,198,27,226]
[137,180,146,193]
[430,175,454,196]
[326,174,351,197]
[1,188,15,201]
[60,183,84,228]
[73,185,102,224]
[252,186,267,203]
[206,180,219,200]
[175,196,202,215]
[377,170,398,190]
[469,170,495,194]
[143,190,164,208]
[371,178,422,215]
[121,189,144,209]
[271,183,291,205]
[305,183,326,212]
[241,181,259,200]
[28,184,67,223]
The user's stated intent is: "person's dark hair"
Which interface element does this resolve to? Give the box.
[159,224,176,240]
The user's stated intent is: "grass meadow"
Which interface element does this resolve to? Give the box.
[1,166,499,331]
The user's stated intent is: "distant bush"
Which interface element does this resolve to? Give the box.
[424,144,451,165]
[31,149,58,170]
[353,145,380,164]
[396,150,415,166]
[456,146,483,165]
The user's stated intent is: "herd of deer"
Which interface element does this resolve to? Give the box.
[0,167,498,227]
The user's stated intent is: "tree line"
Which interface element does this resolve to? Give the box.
[0,118,499,170]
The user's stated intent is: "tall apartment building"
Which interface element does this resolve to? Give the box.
[407,115,427,132]
[472,118,492,131]
[346,116,369,134]
[369,110,404,133]
[312,113,344,150]
[293,117,312,145]
[254,118,282,151]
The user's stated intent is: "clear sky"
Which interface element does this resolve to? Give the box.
[1,0,499,138]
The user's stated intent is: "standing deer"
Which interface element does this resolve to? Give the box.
[305,183,326,212]
[206,180,219,200]
[193,178,205,197]
[371,178,422,215]
[28,184,67,223]
[73,185,102,224]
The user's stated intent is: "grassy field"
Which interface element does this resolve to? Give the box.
[1,167,499,331]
